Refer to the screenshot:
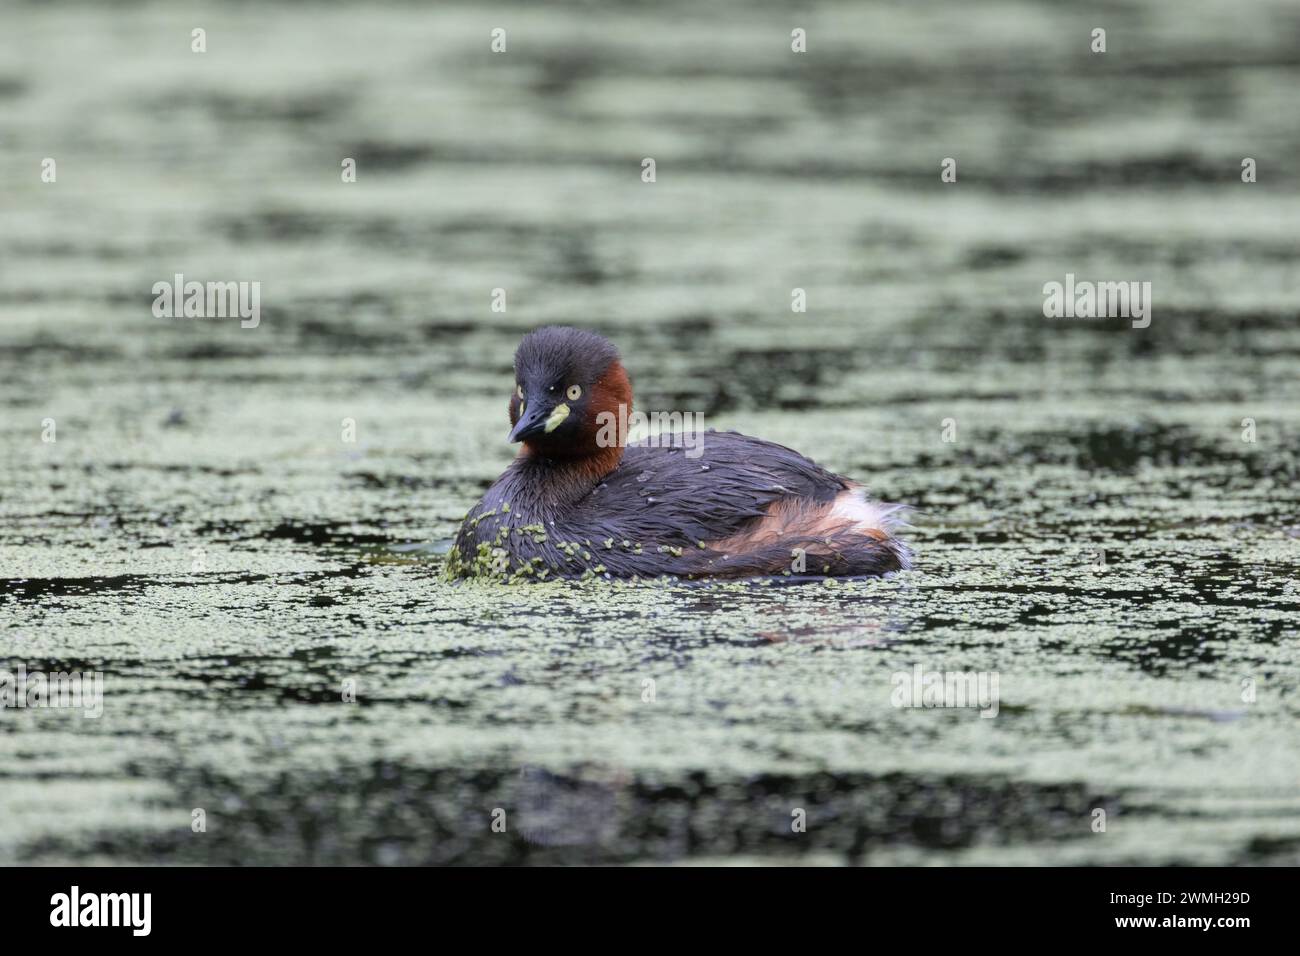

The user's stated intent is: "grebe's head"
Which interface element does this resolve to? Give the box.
[508,326,633,468]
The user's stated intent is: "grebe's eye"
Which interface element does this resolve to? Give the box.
[566,384,582,401]
[515,385,523,399]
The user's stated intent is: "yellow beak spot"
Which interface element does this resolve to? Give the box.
[544,403,570,433]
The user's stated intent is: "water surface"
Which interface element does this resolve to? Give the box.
[1,0,1298,864]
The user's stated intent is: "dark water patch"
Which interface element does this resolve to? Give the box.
[345,471,469,492]
[658,314,716,338]
[420,321,478,341]
[528,49,606,98]
[1121,704,1247,723]
[547,233,618,285]
[248,519,395,548]
[1104,627,1228,675]
[856,221,925,251]
[0,334,121,362]
[217,209,332,242]
[965,245,1026,270]
[14,763,1120,865]
[0,570,337,604]
[0,563,392,605]
[153,90,353,124]
[634,382,734,417]
[934,312,1296,364]
[82,462,260,478]
[428,218,563,242]
[1245,834,1300,860]
[228,212,478,260]
[939,577,1289,617]
[2,574,157,603]
[698,347,860,412]
[797,60,963,116]
[1121,51,1300,80]
[1002,153,1237,191]
[0,655,126,675]
[1031,312,1300,362]
[3,240,138,261]
[165,341,267,361]
[1059,238,1300,269]
[675,153,1293,195]
[540,147,1258,195]
[349,139,435,171]
[1,509,135,526]
[608,315,716,363]
[293,317,411,352]
[1146,307,1300,335]
[906,422,1287,477]
[1069,422,1216,472]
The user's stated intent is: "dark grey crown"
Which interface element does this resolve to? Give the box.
[513,326,620,387]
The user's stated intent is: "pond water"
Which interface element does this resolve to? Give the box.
[1,0,1297,864]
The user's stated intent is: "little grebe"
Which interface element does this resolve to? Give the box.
[447,327,911,580]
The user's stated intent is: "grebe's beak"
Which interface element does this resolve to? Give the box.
[509,403,551,443]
